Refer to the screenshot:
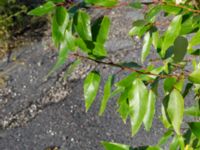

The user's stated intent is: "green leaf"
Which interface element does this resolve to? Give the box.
[161,102,171,129]
[117,88,130,123]
[173,36,188,63]
[164,77,177,93]
[147,146,162,150]
[99,75,113,116]
[115,73,138,88]
[55,6,67,26]
[162,5,182,14]
[92,16,111,44]
[75,38,92,53]
[74,10,92,41]
[129,1,142,9]
[28,1,55,16]
[161,15,182,57]
[167,89,184,135]
[101,141,131,150]
[182,83,193,97]
[84,71,101,112]
[129,79,148,136]
[110,86,124,98]
[92,43,108,58]
[189,29,200,50]
[188,69,200,84]
[52,14,63,47]
[185,106,200,117]
[157,129,173,146]
[188,122,200,139]
[145,5,162,22]
[84,0,118,7]
[169,136,179,150]
[143,90,156,131]
[141,32,152,63]
[51,9,69,47]
[152,31,159,49]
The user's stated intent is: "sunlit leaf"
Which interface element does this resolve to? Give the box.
[99,75,113,116]
[157,129,173,146]
[145,5,162,22]
[74,10,92,41]
[188,122,200,139]
[141,32,152,63]
[189,29,200,50]
[84,71,101,112]
[185,106,200,117]
[143,90,156,131]
[161,15,182,57]
[188,69,200,84]
[117,88,130,123]
[28,1,55,16]
[129,79,148,136]
[101,141,131,150]
[167,89,184,135]
[92,16,111,44]
[84,0,118,7]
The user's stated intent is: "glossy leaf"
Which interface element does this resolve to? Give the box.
[143,90,156,131]
[145,5,162,22]
[92,43,107,58]
[101,141,131,150]
[117,88,130,123]
[84,0,118,7]
[92,16,111,44]
[188,122,200,139]
[28,1,55,16]
[169,136,179,150]
[161,15,182,57]
[129,1,142,9]
[161,96,171,128]
[188,69,200,84]
[162,5,182,14]
[74,10,92,41]
[167,89,184,135]
[99,75,113,116]
[189,29,200,49]
[152,31,159,49]
[157,129,173,146]
[129,79,148,136]
[115,73,138,88]
[185,106,200,117]
[52,8,69,47]
[164,77,177,93]
[75,38,92,53]
[141,32,152,63]
[173,36,188,63]
[55,6,67,26]
[84,71,101,112]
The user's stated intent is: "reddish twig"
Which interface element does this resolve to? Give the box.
[70,53,183,79]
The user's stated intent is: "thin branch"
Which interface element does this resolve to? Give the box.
[71,53,182,79]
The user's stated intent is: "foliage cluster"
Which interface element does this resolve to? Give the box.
[29,0,200,149]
